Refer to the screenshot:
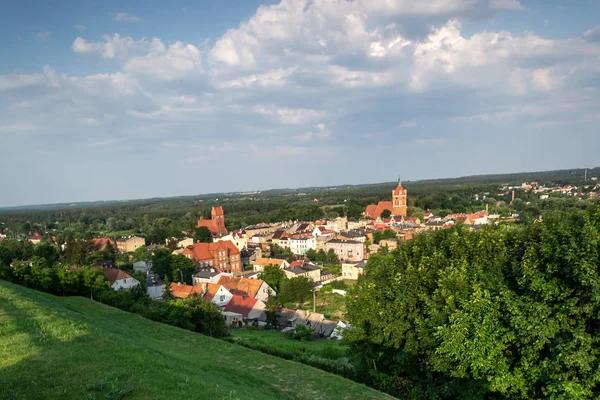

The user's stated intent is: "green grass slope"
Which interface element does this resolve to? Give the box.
[0,281,389,400]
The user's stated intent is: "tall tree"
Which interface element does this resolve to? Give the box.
[171,254,196,285]
[258,264,285,293]
[193,226,212,243]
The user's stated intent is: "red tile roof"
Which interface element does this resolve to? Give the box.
[183,240,240,262]
[393,184,406,196]
[217,276,263,299]
[102,268,133,285]
[202,283,222,302]
[91,238,116,252]
[364,201,393,219]
[223,295,258,317]
[168,282,197,299]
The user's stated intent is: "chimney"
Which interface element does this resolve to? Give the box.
[511,190,515,202]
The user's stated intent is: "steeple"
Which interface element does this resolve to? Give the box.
[392,179,407,217]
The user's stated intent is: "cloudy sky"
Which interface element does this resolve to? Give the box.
[1,0,599,207]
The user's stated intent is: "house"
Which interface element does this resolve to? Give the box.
[213,230,247,251]
[197,206,227,235]
[379,238,399,250]
[217,276,275,302]
[168,282,201,299]
[202,283,233,307]
[251,257,289,272]
[116,236,145,253]
[29,234,42,245]
[166,237,193,249]
[192,269,232,285]
[288,236,316,255]
[337,230,366,243]
[183,240,242,274]
[223,295,267,321]
[102,267,140,291]
[91,238,116,252]
[284,261,321,282]
[324,239,364,262]
[133,260,152,274]
[287,309,339,339]
[270,229,288,247]
[341,260,366,280]
[222,311,244,327]
[250,233,272,244]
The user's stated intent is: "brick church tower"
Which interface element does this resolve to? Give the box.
[392,180,407,217]
[211,206,226,234]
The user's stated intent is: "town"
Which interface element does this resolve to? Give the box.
[3,175,599,340]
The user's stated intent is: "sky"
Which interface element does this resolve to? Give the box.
[0,0,599,207]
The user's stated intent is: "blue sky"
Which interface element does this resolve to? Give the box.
[0,0,599,207]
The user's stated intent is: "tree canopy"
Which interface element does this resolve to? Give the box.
[346,205,600,399]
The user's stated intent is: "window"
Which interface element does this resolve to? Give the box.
[220,295,225,302]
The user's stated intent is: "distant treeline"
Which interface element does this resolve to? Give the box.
[0,167,596,245]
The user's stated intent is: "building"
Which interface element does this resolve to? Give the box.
[324,239,365,262]
[364,180,407,218]
[133,260,152,274]
[284,261,321,282]
[251,257,290,272]
[197,206,227,235]
[116,236,145,253]
[379,238,399,250]
[341,260,366,280]
[165,237,193,249]
[217,276,275,302]
[223,295,267,322]
[183,240,242,274]
[288,236,316,255]
[168,282,203,299]
[213,230,247,251]
[102,267,140,291]
[202,283,233,308]
[192,269,232,285]
[91,238,116,252]
[29,234,42,245]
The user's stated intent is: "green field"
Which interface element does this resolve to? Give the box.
[230,329,349,361]
[0,280,389,400]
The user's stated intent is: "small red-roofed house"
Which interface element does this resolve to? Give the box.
[102,267,140,291]
[224,295,266,321]
[202,283,233,307]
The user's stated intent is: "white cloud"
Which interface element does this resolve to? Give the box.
[77,117,100,126]
[90,139,117,146]
[124,40,202,80]
[583,25,600,43]
[74,24,86,32]
[297,123,330,141]
[114,12,141,22]
[209,142,235,153]
[36,31,51,41]
[253,105,325,124]
[73,34,137,59]
[399,121,417,128]
[0,124,37,134]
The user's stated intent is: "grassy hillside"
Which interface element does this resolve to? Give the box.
[0,281,389,400]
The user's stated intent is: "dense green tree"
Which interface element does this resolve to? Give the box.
[346,206,600,399]
[280,276,313,304]
[372,229,397,244]
[193,226,212,243]
[380,209,391,219]
[151,249,173,279]
[132,246,150,262]
[171,254,196,284]
[258,264,285,293]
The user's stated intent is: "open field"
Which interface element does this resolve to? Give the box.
[0,280,389,400]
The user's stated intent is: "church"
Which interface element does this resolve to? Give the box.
[364,181,407,219]
[197,206,227,235]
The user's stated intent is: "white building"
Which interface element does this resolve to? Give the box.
[102,268,140,291]
[213,230,247,251]
[288,236,316,255]
[202,283,234,308]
